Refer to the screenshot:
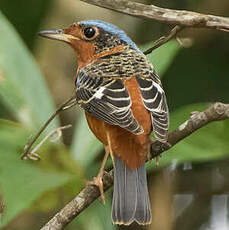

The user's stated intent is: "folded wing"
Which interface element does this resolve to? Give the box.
[136,74,169,142]
[76,70,143,134]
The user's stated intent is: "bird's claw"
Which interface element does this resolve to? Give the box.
[87,174,105,205]
[150,141,171,166]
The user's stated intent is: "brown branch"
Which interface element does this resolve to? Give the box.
[40,102,229,230]
[143,25,184,55]
[80,0,229,32]
[23,125,72,161]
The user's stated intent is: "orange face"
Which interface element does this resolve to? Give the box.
[39,23,100,68]
[39,22,126,69]
[63,23,99,42]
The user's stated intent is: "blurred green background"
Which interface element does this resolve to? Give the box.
[0,0,229,230]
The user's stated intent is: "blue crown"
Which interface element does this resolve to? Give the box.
[80,20,142,53]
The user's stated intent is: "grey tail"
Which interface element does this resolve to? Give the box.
[112,156,152,225]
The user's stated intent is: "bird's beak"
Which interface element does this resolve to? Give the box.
[38,29,79,43]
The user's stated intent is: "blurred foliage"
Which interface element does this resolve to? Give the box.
[0,120,74,226]
[0,11,58,130]
[0,0,229,230]
[0,0,52,49]
[164,46,229,111]
[0,11,79,227]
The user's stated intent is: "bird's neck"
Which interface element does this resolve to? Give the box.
[76,45,126,72]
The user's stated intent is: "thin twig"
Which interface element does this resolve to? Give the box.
[41,102,229,230]
[24,125,72,161]
[143,25,184,55]
[80,0,229,32]
[21,94,77,160]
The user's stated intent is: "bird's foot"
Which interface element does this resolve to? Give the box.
[87,173,105,205]
[147,150,160,166]
[150,141,171,166]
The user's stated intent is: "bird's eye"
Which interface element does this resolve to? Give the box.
[83,27,96,39]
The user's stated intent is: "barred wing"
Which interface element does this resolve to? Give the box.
[136,76,169,142]
[76,71,143,134]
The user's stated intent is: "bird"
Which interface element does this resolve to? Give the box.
[39,20,169,225]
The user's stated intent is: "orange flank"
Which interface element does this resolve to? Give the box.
[85,77,152,170]
[85,113,108,145]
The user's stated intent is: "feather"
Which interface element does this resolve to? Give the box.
[112,156,151,225]
[76,70,143,134]
[136,75,169,142]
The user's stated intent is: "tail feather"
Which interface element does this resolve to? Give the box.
[112,156,151,225]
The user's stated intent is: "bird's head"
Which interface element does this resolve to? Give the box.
[39,20,141,68]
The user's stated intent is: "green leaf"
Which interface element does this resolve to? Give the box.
[149,103,229,168]
[71,111,103,168]
[141,40,180,77]
[0,11,58,130]
[0,120,72,226]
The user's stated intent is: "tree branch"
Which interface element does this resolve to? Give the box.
[143,25,184,55]
[80,0,229,32]
[40,102,229,230]
[21,94,77,160]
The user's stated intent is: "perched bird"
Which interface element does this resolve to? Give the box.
[39,20,169,225]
